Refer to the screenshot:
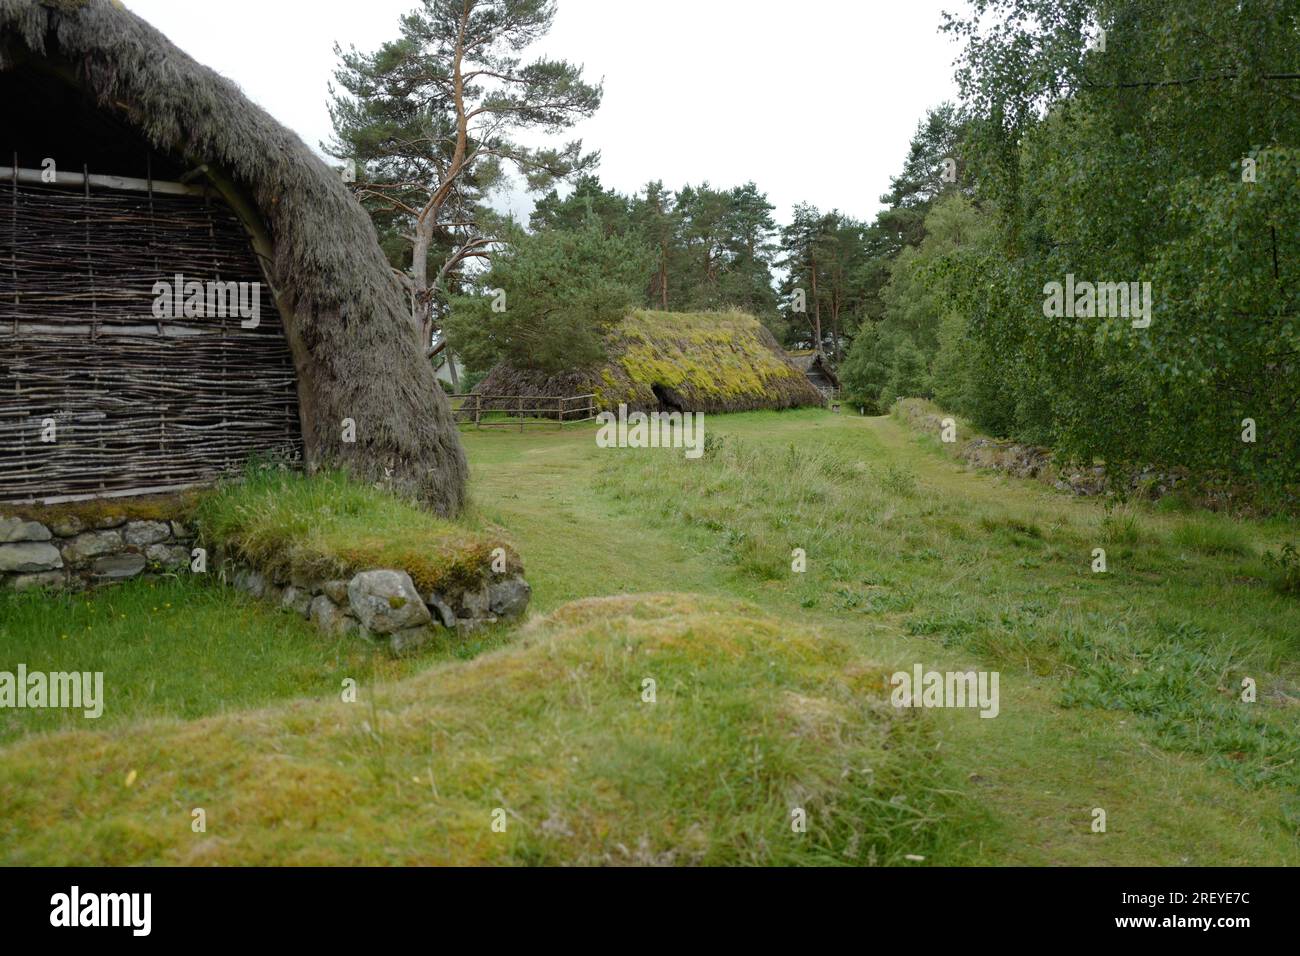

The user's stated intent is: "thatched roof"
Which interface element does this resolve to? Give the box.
[788,350,841,390]
[475,310,825,414]
[0,0,468,515]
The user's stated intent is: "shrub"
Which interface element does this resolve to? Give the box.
[1264,543,1300,595]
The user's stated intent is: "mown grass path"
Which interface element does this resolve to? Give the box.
[463,409,1300,865]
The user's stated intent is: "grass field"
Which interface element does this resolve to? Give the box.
[2,409,1297,864]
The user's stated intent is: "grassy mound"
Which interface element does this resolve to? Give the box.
[474,309,824,414]
[195,470,519,595]
[0,593,951,865]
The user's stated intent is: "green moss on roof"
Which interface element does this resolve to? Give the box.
[478,309,824,414]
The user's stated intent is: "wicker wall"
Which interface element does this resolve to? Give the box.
[0,181,302,503]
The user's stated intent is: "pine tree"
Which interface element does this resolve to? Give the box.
[327,0,603,361]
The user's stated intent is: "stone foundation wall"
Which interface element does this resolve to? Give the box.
[0,512,194,592]
[222,554,532,654]
[2,508,533,655]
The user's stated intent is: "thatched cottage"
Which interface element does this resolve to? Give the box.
[473,309,825,416]
[0,0,467,514]
[788,350,840,400]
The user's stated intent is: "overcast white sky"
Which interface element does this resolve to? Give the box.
[122,0,962,225]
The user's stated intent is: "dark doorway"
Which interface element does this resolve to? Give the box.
[651,383,685,413]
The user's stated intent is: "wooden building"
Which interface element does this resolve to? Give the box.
[472,309,827,416]
[0,0,467,513]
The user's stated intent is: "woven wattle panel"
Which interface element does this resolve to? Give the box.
[0,182,302,503]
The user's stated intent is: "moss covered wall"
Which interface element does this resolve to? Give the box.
[0,495,197,591]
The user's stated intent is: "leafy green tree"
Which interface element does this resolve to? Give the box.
[941,0,1300,488]
[880,193,994,358]
[881,337,930,408]
[839,193,1001,415]
[838,325,888,410]
[445,218,652,374]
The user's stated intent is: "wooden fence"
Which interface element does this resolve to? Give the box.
[449,393,598,430]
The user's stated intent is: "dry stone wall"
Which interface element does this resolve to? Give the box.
[220,551,532,654]
[0,511,194,592]
[1,508,533,655]
[890,400,1186,499]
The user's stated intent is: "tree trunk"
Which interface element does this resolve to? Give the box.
[409,1,470,358]
[446,348,461,390]
[830,286,841,359]
[810,256,822,349]
[411,227,433,350]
